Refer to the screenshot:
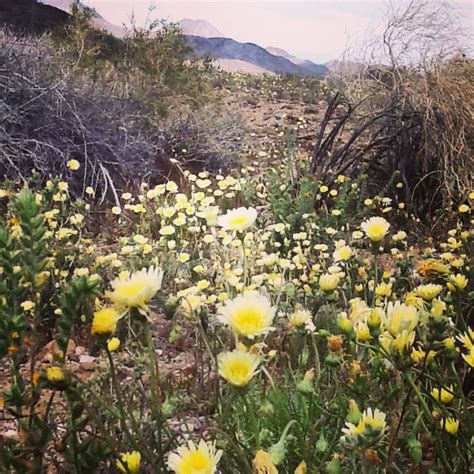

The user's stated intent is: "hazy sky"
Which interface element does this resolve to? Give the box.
[81,1,473,63]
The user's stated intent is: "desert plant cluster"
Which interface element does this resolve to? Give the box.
[0,1,473,473]
[0,158,472,472]
[312,0,474,219]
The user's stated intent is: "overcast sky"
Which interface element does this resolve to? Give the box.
[81,1,473,63]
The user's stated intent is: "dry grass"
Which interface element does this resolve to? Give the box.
[311,0,473,219]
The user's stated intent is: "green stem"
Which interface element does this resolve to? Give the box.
[454,294,468,333]
[194,310,217,367]
[404,373,454,474]
[67,395,82,474]
[142,319,161,414]
[403,372,431,421]
[309,333,321,384]
[220,388,238,423]
[372,247,379,305]
[142,318,175,467]
[240,235,248,289]
[106,347,156,467]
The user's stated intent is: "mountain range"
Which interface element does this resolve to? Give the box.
[22,2,329,76]
[179,19,327,76]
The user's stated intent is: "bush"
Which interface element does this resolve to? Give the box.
[0,22,243,202]
[310,1,473,220]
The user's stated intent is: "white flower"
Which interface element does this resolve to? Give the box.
[106,267,163,310]
[217,207,258,232]
[218,291,275,339]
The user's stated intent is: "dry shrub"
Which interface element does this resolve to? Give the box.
[312,1,473,219]
[0,29,243,202]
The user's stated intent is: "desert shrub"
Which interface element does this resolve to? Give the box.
[311,0,473,220]
[55,3,209,99]
[0,26,244,202]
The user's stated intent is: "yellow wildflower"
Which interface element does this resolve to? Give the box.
[415,259,449,277]
[440,418,459,434]
[462,347,474,367]
[319,273,340,292]
[288,308,311,328]
[107,337,120,352]
[218,291,275,339]
[107,267,163,310]
[383,302,418,336]
[431,385,454,404]
[217,207,257,232]
[46,366,65,383]
[168,440,223,474]
[117,451,141,473]
[92,307,120,335]
[252,450,278,474]
[217,350,260,387]
[447,274,468,292]
[294,461,307,474]
[415,284,443,301]
[361,217,390,242]
[66,159,80,170]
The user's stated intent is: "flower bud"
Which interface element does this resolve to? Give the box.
[326,454,342,474]
[259,399,275,416]
[297,369,315,395]
[315,432,328,453]
[407,435,422,464]
[368,308,382,329]
[346,399,362,424]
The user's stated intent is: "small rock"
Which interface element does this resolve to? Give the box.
[79,355,96,364]
[75,346,86,356]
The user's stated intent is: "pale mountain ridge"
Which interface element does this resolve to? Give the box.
[213,59,274,75]
[180,19,326,76]
[266,46,306,65]
[179,18,223,38]
[185,35,327,76]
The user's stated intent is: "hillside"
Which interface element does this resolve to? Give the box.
[185,35,327,76]
[0,0,69,32]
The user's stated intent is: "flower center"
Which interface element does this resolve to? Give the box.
[229,361,250,381]
[229,215,248,226]
[119,281,146,297]
[184,451,211,472]
[235,308,264,332]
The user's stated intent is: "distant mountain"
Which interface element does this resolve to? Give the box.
[185,36,327,76]
[266,46,327,75]
[39,0,126,36]
[266,46,305,65]
[179,18,223,38]
[0,0,69,32]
